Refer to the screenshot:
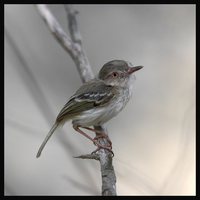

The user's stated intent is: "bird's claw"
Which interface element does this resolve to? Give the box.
[93,135,112,148]
[91,146,114,157]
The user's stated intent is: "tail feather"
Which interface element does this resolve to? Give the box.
[36,123,59,158]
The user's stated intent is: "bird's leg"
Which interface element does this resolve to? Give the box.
[81,126,112,148]
[73,125,112,151]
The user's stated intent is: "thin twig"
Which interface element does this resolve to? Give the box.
[64,4,93,83]
[74,154,100,160]
[64,5,82,44]
[36,4,93,83]
[36,4,116,196]
[36,5,76,59]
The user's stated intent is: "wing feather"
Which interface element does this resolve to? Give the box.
[56,80,115,122]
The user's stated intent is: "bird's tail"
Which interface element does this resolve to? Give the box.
[36,123,59,158]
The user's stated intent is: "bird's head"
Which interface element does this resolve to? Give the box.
[98,60,143,86]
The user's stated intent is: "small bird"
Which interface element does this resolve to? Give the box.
[36,60,143,158]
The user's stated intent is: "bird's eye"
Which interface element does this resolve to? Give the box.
[112,72,118,77]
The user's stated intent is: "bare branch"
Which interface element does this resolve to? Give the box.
[36,4,116,196]
[36,4,93,82]
[64,5,82,44]
[74,149,116,196]
[99,151,117,196]
[36,5,76,60]
[74,154,100,160]
[94,125,117,195]
[64,4,94,82]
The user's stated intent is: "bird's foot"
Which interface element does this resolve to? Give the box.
[91,133,113,156]
[91,145,114,157]
[93,134,112,148]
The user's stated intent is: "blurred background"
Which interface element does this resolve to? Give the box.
[5,4,195,195]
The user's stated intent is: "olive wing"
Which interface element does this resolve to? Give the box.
[56,80,114,122]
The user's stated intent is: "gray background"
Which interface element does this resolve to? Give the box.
[5,4,195,195]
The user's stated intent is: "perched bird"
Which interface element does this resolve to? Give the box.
[36,60,143,158]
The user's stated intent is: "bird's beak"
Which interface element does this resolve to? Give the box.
[127,66,143,74]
